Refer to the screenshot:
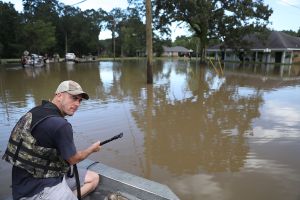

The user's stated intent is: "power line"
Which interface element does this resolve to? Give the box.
[71,0,88,6]
[282,1,300,10]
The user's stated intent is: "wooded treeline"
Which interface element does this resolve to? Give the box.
[1,0,299,59]
[0,0,161,58]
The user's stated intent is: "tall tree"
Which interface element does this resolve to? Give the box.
[22,0,63,55]
[118,8,146,57]
[22,0,60,22]
[58,5,80,55]
[106,8,127,58]
[154,0,273,61]
[58,6,104,56]
[22,20,56,54]
[0,2,22,58]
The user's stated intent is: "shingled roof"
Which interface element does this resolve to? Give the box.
[163,46,192,53]
[247,31,300,49]
[207,31,300,51]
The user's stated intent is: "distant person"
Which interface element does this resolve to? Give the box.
[2,80,101,199]
[53,53,60,62]
[43,53,49,63]
[21,50,30,67]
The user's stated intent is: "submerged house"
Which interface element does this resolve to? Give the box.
[206,31,300,64]
[162,46,192,57]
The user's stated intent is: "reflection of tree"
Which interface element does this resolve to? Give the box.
[125,62,263,175]
[97,61,147,101]
[95,60,266,175]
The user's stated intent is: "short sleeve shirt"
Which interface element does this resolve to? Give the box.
[12,107,77,199]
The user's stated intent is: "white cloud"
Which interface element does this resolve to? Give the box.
[265,101,300,127]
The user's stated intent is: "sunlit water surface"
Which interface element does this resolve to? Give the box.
[1,60,300,200]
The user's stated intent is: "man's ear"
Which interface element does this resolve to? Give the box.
[54,93,64,102]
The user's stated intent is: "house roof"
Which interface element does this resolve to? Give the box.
[207,31,300,51]
[163,46,192,52]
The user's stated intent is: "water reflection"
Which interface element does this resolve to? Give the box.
[0,61,300,200]
[172,173,223,200]
[223,62,300,80]
[252,86,300,143]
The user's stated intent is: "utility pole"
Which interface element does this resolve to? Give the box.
[65,32,68,55]
[146,0,153,84]
[112,20,116,60]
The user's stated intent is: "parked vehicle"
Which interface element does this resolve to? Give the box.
[21,53,44,68]
[65,52,76,62]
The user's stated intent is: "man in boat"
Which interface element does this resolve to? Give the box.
[2,80,101,199]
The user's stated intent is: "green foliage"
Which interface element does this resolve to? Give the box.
[119,10,146,56]
[153,0,273,60]
[64,9,101,56]
[0,2,23,58]
[22,20,56,53]
[0,1,108,58]
[153,36,172,57]
[0,0,277,59]
[102,7,147,57]
[281,30,298,37]
[173,36,196,49]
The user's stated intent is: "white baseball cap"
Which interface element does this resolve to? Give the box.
[55,80,89,100]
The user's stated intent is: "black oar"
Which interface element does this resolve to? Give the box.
[100,132,123,146]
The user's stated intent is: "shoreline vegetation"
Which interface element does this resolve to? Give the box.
[1,57,300,65]
[0,56,196,64]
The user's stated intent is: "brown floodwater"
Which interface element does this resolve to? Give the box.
[1,60,300,200]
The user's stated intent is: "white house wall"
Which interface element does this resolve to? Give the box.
[206,49,299,64]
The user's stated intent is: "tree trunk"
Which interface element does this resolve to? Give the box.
[146,0,153,84]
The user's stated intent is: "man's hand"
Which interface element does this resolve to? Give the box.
[91,141,101,152]
[67,141,101,165]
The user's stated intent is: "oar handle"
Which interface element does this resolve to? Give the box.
[100,132,123,146]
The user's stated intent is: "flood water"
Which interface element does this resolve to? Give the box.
[1,59,300,200]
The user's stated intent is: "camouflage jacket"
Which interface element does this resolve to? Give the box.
[2,101,69,178]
